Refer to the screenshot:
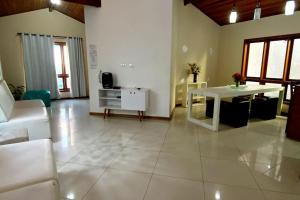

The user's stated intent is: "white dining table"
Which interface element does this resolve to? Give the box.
[187,85,285,131]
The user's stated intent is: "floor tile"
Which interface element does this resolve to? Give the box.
[204,183,265,200]
[49,100,300,199]
[263,191,300,200]
[58,163,105,200]
[53,141,84,163]
[154,152,202,181]
[69,144,122,167]
[109,148,159,173]
[202,158,258,189]
[252,165,300,194]
[144,175,204,200]
[200,142,243,161]
[126,134,164,151]
[83,169,151,200]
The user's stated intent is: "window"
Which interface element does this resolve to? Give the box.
[54,42,70,92]
[266,40,287,79]
[247,42,264,78]
[289,39,300,80]
[241,33,300,101]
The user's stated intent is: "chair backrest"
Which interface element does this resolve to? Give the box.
[0,80,15,122]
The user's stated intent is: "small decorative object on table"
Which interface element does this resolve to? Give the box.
[232,72,243,88]
[189,63,200,83]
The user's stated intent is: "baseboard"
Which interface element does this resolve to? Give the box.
[52,96,89,100]
[89,112,172,120]
[170,107,176,119]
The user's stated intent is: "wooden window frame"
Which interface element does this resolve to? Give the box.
[55,42,70,92]
[241,33,300,101]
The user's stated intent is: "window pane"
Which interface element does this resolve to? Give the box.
[54,45,62,74]
[247,42,264,77]
[266,40,287,79]
[57,78,64,90]
[265,83,282,97]
[289,39,300,80]
[63,45,70,75]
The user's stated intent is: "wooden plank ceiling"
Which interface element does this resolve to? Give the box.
[186,0,300,26]
[0,0,101,23]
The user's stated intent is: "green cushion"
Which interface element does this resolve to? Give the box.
[22,90,51,107]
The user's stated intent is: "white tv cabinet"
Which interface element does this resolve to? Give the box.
[99,88,149,120]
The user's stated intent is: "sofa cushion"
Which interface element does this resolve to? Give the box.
[0,128,29,145]
[0,80,15,122]
[8,107,48,124]
[14,100,45,109]
[0,180,59,200]
[0,139,58,193]
[0,106,51,140]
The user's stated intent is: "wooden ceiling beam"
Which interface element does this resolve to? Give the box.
[62,0,101,7]
[0,0,86,23]
[191,0,300,26]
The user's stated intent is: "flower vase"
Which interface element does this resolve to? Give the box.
[193,73,197,83]
[235,81,240,88]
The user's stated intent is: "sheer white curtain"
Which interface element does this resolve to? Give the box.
[21,34,59,99]
[67,37,86,97]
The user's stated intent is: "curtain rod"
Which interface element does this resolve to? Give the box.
[16,32,82,39]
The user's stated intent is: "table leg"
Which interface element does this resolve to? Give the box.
[277,90,284,115]
[212,96,221,131]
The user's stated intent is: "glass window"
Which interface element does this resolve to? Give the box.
[53,42,70,92]
[247,42,264,77]
[54,45,62,74]
[57,78,64,90]
[289,39,300,80]
[266,40,287,79]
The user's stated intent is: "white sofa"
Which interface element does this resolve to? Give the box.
[0,80,51,140]
[0,139,60,200]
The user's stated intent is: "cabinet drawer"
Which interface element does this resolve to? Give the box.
[121,89,147,111]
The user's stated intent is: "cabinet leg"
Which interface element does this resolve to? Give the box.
[104,108,107,119]
[107,109,111,117]
[141,111,144,121]
[138,111,141,121]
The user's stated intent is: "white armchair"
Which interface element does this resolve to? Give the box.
[0,80,51,140]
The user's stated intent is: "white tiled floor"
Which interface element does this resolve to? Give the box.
[51,99,300,200]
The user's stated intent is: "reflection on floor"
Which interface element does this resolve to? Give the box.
[51,99,300,200]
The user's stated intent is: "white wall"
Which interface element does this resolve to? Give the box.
[174,2,220,86]
[0,9,87,89]
[217,11,300,85]
[85,0,173,117]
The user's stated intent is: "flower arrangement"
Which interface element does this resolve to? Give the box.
[188,63,200,74]
[232,72,243,87]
